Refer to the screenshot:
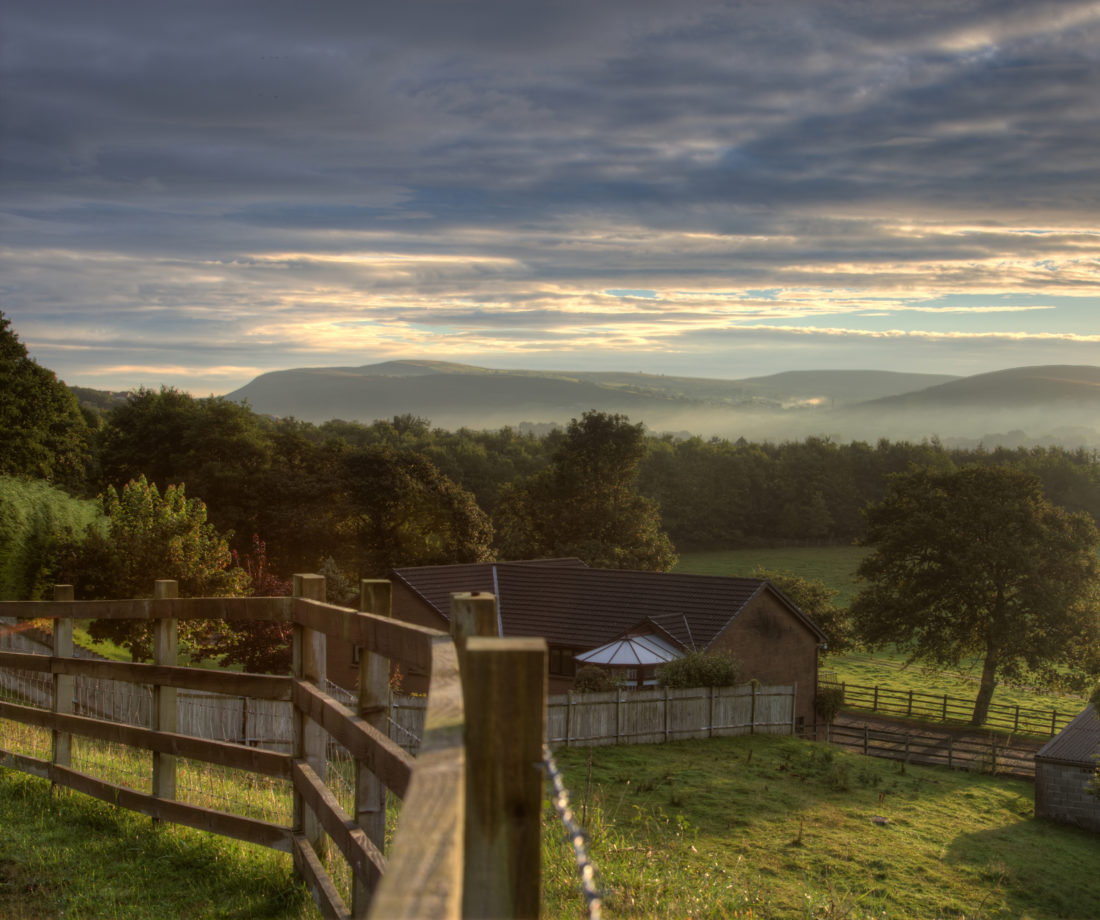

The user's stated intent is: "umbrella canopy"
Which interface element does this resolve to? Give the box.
[575,632,683,668]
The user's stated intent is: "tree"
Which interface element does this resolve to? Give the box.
[338,446,494,577]
[58,476,249,659]
[191,534,294,674]
[0,310,91,491]
[850,466,1100,725]
[496,411,677,570]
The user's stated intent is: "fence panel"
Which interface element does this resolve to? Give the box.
[545,683,795,748]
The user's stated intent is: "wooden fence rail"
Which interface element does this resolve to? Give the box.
[826,680,1074,736]
[824,721,1038,779]
[0,580,547,920]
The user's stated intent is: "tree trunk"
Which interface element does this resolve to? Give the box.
[971,647,999,726]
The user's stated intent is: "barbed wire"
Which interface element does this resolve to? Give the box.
[542,744,603,920]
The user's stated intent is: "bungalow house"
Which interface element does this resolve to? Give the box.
[1034,704,1100,832]
[328,559,828,730]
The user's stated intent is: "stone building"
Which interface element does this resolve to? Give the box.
[1034,703,1100,833]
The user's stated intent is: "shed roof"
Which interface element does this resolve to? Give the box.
[389,559,828,652]
[1036,704,1100,767]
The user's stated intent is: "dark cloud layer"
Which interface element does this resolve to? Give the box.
[1,0,1097,391]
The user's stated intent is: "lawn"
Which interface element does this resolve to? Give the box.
[543,734,1100,919]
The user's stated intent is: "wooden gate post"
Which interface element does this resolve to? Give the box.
[354,579,392,917]
[152,580,178,803]
[293,573,327,856]
[51,585,75,779]
[462,637,547,920]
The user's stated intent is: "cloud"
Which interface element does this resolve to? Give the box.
[1,0,1098,394]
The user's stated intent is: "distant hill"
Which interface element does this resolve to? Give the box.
[224,362,959,431]
[857,365,1100,409]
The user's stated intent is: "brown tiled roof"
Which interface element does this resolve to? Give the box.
[389,560,828,651]
[1036,704,1100,766]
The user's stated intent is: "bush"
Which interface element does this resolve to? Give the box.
[573,665,622,693]
[657,652,740,689]
[815,685,845,724]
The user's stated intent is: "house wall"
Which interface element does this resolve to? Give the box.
[327,581,446,694]
[1035,760,1100,832]
[707,590,819,731]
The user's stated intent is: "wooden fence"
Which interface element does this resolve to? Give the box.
[0,581,547,920]
[547,683,795,747]
[824,721,1038,779]
[826,680,1075,736]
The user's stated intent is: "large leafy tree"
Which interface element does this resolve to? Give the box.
[850,466,1100,724]
[58,476,249,659]
[338,446,494,577]
[496,411,676,570]
[0,310,91,491]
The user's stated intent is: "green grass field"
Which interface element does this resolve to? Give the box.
[543,735,1100,919]
[675,546,868,604]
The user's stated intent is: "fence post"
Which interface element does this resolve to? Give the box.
[1051,710,1058,736]
[750,682,757,734]
[292,573,327,857]
[354,579,391,916]
[51,585,74,780]
[906,689,913,718]
[791,682,797,735]
[566,690,573,748]
[942,694,948,722]
[863,725,869,755]
[450,592,498,658]
[947,735,953,768]
[616,687,624,745]
[462,637,547,920]
[872,685,878,712]
[152,580,178,805]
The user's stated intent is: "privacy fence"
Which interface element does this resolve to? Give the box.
[0,581,547,920]
[547,683,795,747]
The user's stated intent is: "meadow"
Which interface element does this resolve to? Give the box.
[543,735,1100,920]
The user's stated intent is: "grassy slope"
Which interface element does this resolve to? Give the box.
[0,769,318,920]
[543,735,1100,920]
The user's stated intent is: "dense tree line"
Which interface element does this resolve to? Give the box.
[6,308,1100,596]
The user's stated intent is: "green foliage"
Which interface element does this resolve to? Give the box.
[0,310,92,490]
[496,411,677,570]
[753,566,854,653]
[0,476,102,599]
[58,476,249,659]
[338,446,494,577]
[657,651,740,688]
[851,465,1100,725]
[573,664,623,693]
[815,685,845,724]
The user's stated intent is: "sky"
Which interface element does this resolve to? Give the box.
[2,0,1099,396]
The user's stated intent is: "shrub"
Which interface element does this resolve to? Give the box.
[815,685,845,724]
[573,665,622,693]
[657,652,740,689]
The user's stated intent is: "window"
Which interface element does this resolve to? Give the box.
[549,647,577,677]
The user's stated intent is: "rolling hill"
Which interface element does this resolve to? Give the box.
[211,361,1100,446]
